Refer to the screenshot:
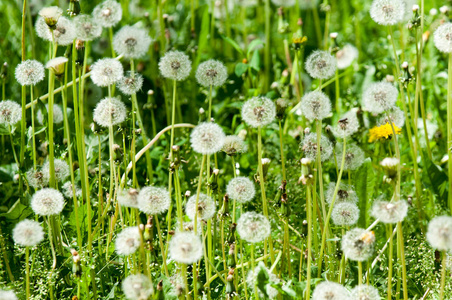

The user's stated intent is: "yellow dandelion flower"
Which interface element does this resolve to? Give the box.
[368,122,401,143]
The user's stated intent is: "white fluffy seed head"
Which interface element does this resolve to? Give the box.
[426,216,452,251]
[91,58,124,87]
[0,100,22,126]
[312,281,351,300]
[36,17,75,46]
[326,182,358,204]
[300,90,331,121]
[159,51,192,81]
[221,135,248,156]
[93,97,127,127]
[118,72,143,95]
[185,193,216,221]
[237,211,271,243]
[341,228,375,261]
[74,14,102,41]
[351,284,380,300]
[175,219,202,236]
[370,0,406,25]
[15,60,45,86]
[0,290,18,300]
[246,263,280,299]
[362,82,398,114]
[271,0,295,7]
[195,59,228,87]
[378,106,405,127]
[122,274,153,300]
[31,188,65,216]
[38,6,62,27]
[434,23,452,53]
[169,231,203,264]
[62,181,82,199]
[371,199,408,223]
[13,219,45,247]
[305,50,337,79]
[93,0,123,28]
[42,158,70,183]
[118,188,140,208]
[241,96,276,127]
[336,44,359,69]
[190,122,226,155]
[115,226,141,255]
[332,202,360,226]
[137,186,171,215]
[300,132,333,162]
[26,168,49,189]
[37,104,64,125]
[113,26,152,59]
[332,109,360,138]
[336,143,365,171]
[226,177,256,203]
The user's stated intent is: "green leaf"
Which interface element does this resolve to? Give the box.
[255,262,270,297]
[221,35,244,55]
[249,50,261,71]
[355,158,375,228]
[235,62,248,77]
[247,38,263,57]
[0,123,9,135]
[422,152,448,203]
[0,199,32,220]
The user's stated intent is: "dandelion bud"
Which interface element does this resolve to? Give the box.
[169,232,203,264]
[185,190,191,198]
[113,26,151,59]
[430,8,438,16]
[186,193,216,221]
[332,202,360,226]
[1,62,7,80]
[190,122,226,155]
[434,23,452,53]
[362,81,398,114]
[68,0,81,17]
[159,50,192,81]
[222,135,248,156]
[275,98,289,120]
[312,281,350,299]
[31,188,65,216]
[330,32,338,39]
[238,129,247,140]
[305,50,336,79]
[118,72,143,95]
[122,274,153,300]
[13,219,44,247]
[39,6,63,29]
[241,96,276,127]
[0,100,22,126]
[218,194,230,219]
[196,59,228,87]
[138,186,171,215]
[93,97,127,127]
[370,0,405,26]
[426,216,452,251]
[46,57,68,76]
[115,226,141,255]
[237,212,270,243]
[300,157,314,185]
[226,177,256,203]
[341,228,375,261]
[380,157,399,180]
[412,4,419,12]
[71,249,82,277]
[271,81,279,89]
[15,60,45,86]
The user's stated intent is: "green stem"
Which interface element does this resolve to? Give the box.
[440,250,447,300]
[26,246,30,300]
[448,53,452,214]
[358,261,362,285]
[30,86,36,169]
[278,120,286,181]
[397,222,408,300]
[47,68,56,187]
[154,214,169,276]
[250,244,258,299]
[388,224,393,300]
[305,184,312,300]
[264,0,271,90]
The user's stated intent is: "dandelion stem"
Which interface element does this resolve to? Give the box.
[448,53,452,214]
[387,223,393,300]
[440,250,447,300]
[305,184,313,300]
[25,246,30,300]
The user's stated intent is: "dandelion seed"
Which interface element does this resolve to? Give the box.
[300,90,331,121]
[226,177,256,204]
[312,281,351,300]
[426,216,452,251]
[137,186,171,215]
[45,57,69,75]
[15,60,45,86]
[300,132,333,162]
[236,211,271,243]
[37,104,64,125]
[74,14,102,41]
[332,202,360,226]
[368,123,401,143]
[221,135,248,156]
[42,158,70,183]
[0,290,18,300]
[169,231,203,264]
[196,59,228,87]
[36,17,75,46]
[93,0,122,28]
[362,82,398,114]
[434,23,452,53]
[341,228,375,261]
[336,143,365,171]
[336,44,359,69]
[159,50,192,81]
[118,72,143,95]
[31,188,65,216]
[115,226,141,255]
[185,193,216,221]
[93,97,127,127]
[91,58,124,87]
[118,188,140,208]
[241,96,276,128]
[38,6,62,28]
[246,263,280,299]
[62,181,82,199]
[190,122,226,155]
[13,219,45,247]
[113,26,152,59]
[305,50,336,80]
[370,0,406,26]
[371,199,408,223]
[0,100,22,126]
[122,273,153,300]
[378,106,404,128]
[332,109,360,138]
[26,168,48,189]
[350,284,380,300]
[326,182,358,204]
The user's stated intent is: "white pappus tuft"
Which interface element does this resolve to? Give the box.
[326,182,358,204]
[36,16,75,46]
[241,96,276,128]
[371,199,408,223]
[93,0,123,28]
[0,100,22,126]
[115,226,141,255]
[300,90,331,121]
[13,219,45,247]
[118,188,140,208]
[332,202,360,226]
[74,14,102,41]
[190,122,226,155]
[93,97,127,127]
[31,188,65,216]
[434,23,452,53]
[90,58,124,87]
[221,135,248,156]
[336,44,359,69]
[312,281,351,300]
[159,51,192,81]
[336,143,365,171]
[300,132,333,162]
[370,0,406,26]
[37,104,64,125]
[15,60,45,86]
[226,176,256,204]
[195,59,228,87]
[362,81,398,114]
[305,50,337,80]
[378,106,405,128]
[426,216,452,251]
[0,290,18,300]
[26,168,49,189]
[332,109,360,138]
[236,211,271,243]
[113,26,152,59]
[118,72,144,95]
[351,284,380,300]
[122,273,154,300]
[341,228,375,261]
[42,158,70,183]
[185,193,216,221]
[169,231,203,264]
[137,186,171,215]
[62,181,83,199]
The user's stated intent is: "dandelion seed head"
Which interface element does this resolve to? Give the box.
[186,193,216,221]
[300,90,331,121]
[93,0,122,28]
[332,202,360,226]
[332,109,360,138]
[118,188,140,208]
[91,58,124,87]
[196,59,228,87]
[42,158,70,183]
[74,14,102,41]
[15,60,45,86]
[241,96,276,128]
[159,51,192,81]
[175,219,202,236]
[426,216,452,251]
[305,50,337,80]
[326,182,358,204]
[434,23,452,53]
[271,0,295,7]
[169,231,203,264]
[36,17,75,46]
[93,97,127,127]
[246,264,280,299]
[118,72,143,95]
[351,284,380,300]
[0,290,18,300]
[37,104,64,125]
[378,106,404,128]
[237,211,271,243]
[370,0,406,25]
[312,281,351,300]
[13,219,45,247]
[371,199,408,223]
[221,135,248,156]
[0,100,22,126]
[226,177,255,203]
[62,182,82,199]
[113,26,151,59]
[336,143,365,171]
[26,168,48,189]
[341,228,375,261]
[115,226,141,255]
[362,82,398,114]
[190,122,226,155]
[137,186,170,215]
[336,44,359,69]
[300,132,333,162]
[122,273,153,300]
[31,188,65,216]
